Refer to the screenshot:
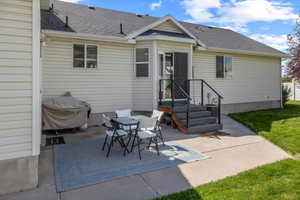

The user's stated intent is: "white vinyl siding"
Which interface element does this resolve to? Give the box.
[42,39,134,113]
[133,41,154,111]
[192,51,281,104]
[152,20,184,33]
[0,0,33,161]
[157,41,191,53]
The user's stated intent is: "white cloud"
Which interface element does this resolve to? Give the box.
[182,0,297,33]
[182,0,220,22]
[58,0,81,3]
[150,0,162,10]
[250,33,288,51]
[218,0,297,24]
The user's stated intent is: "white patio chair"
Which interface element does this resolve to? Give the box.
[115,109,132,118]
[130,116,160,160]
[147,110,165,145]
[115,109,137,131]
[101,114,129,157]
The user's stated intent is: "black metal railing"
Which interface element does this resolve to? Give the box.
[159,78,223,128]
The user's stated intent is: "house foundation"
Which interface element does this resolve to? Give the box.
[222,100,281,114]
[0,156,39,195]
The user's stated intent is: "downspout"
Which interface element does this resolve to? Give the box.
[153,40,158,109]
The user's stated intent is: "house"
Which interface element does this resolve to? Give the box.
[0,0,286,195]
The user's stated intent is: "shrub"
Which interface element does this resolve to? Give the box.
[282,85,291,107]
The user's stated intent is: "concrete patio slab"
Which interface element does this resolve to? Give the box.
[0,184,58,200]
[140,139,290,196]
[0,115,291,200]
[38,149,55,186]
[60,175,157,200]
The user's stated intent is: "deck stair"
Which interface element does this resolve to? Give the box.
[158,103,222,134]
[158,78,223,134]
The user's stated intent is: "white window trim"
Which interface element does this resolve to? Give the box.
[73,43,99,69]
[135,47,150,78]
[216,55,233,79]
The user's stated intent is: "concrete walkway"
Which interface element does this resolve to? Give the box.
[1,116,290,200]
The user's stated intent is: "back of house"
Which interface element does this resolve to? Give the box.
[0,0,286,195]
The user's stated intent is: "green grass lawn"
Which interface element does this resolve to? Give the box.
[155,159,300,200]
[155,101,300,200]
[230,101,300,155]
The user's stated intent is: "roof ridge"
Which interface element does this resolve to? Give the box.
[55,0,228,32]
[55,0,159,20]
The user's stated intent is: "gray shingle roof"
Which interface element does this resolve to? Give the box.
[41,0,286,56]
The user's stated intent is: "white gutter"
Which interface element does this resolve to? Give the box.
[42,30,136,44]
[197,46,288,58]
[136,35,196,44]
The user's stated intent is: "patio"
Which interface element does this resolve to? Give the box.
[1,115,290,200]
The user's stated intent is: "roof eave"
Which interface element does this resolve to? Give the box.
[41,30,136,44]
[136,35,196,43]
[198,46,288,58]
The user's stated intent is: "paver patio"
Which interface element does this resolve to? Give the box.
[0,116,290,200]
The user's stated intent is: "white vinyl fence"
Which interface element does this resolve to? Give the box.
[283,81,300,101]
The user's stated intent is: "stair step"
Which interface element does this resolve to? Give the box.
[175,111,211,119]
[179,117,217,127]
[186,123,223,134]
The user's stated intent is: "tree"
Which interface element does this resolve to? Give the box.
[287,16,300,79]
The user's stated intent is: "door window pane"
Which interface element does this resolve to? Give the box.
[165,53,173,75]
[159,54,164,76]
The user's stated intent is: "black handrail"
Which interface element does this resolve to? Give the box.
[173,82,192,100]
[189,79,223,124]
[173,81,191,128]
[187,79,223,99]
[159,78,223,127]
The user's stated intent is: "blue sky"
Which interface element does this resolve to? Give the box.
[61,0,300,52]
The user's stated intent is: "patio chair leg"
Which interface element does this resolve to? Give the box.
[117,137,124,148]
[106,137,114,157]
[137,138,142,160]
[123,135,132,156]
[154,137,160,156]
[118,137,129,156]
[147,137,152,149]
[131,134,137,153]
[102,135,108,151]
[158,129,165,146]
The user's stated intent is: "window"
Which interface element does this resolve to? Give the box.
[216,56,232,78]
[135,48,149,77]
[73,44,98,69]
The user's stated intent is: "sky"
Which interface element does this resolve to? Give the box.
[59,0,300,53]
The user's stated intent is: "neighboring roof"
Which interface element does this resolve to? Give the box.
[41,0,287,57]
